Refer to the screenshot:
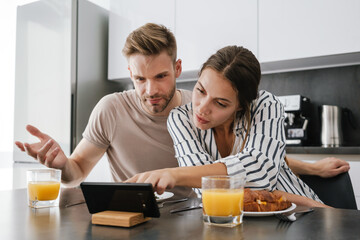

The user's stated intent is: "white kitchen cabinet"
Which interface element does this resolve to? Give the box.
[348,161,360,209]
[175,0,258,73]
[258,0,360,62]
[108,0,258,79]
[108,0,175,80]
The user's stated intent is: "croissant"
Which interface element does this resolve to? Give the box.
[243,189,292,212]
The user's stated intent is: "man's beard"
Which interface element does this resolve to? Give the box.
[141,87,176,114]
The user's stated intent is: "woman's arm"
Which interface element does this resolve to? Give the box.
[286,156,350,178]
[126,164,330,208]
[273,190,330,208]
[126,163,227,194]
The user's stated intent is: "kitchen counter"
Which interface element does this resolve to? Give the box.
[1,188,360,240]
[0,152,111,191]
[286,146,360,155]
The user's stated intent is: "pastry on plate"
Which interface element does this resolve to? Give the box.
[243,188,292,212]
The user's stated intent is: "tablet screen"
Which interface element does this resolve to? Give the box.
[80,182,160,217]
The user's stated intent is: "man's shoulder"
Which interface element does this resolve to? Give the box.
[100,89,137,105]
[179,89,192,105]
[91,90,138,117]
[111,89,137,100]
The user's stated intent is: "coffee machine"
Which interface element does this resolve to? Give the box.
[278,95,312,146]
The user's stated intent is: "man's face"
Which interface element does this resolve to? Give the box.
[128,51,181,116]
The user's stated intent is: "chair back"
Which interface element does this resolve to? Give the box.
[300,172,357,209]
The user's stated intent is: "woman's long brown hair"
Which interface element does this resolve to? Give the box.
[199,46,261,151]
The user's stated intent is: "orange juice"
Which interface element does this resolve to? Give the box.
[202,189,244,216]
[28,181,60,201]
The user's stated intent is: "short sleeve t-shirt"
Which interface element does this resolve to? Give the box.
[83,89,194,197]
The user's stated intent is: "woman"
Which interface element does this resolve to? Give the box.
[127,46,326,207]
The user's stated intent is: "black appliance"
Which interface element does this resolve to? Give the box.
[278,95,312,146]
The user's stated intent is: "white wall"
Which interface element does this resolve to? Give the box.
[89,0,110,10]
[0,2,17,154]
[0,0,111,191]
[0,0,109,155]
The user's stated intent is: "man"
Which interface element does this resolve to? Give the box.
[15,23,349,196]
[15,23,194,197]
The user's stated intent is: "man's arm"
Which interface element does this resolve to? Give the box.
[61,138,107,186]
[15,125,106,187]
[286,156,350,178]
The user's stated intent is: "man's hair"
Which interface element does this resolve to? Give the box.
[122,23,177,63]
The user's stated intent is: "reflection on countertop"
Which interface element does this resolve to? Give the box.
[0,152,112,191]
[0,151,43,191]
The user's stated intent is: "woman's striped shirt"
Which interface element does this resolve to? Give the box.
[167,90,321,202]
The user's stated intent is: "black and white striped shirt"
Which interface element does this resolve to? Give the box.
[167,90,321,202]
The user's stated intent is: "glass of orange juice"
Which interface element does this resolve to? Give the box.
[27,169,62,208]
[202,175,245,227]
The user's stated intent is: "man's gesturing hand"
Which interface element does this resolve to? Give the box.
[15,124,68,169]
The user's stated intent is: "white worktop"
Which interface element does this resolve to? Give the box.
[0,152,111,191]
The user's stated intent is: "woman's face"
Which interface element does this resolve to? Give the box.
[192,68,240,130]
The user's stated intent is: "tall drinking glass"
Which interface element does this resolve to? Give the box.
[27,169,62,208]
[202,175,245,227]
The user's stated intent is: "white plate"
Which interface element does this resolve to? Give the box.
[244,203,296,217]
[155,192,174,202]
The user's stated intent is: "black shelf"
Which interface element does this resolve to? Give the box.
[286,146,360,154]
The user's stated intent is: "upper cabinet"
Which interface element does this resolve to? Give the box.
[108,0,360,80]
[108,0,257,80]
[175,0,258,73]
[108,0,175,80]
[258,0,360,62]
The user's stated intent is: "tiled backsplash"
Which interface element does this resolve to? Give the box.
[177,65,360,146]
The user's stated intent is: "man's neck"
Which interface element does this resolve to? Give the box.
[162,89,182,116]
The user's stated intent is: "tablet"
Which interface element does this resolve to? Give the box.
[80,182,160,218]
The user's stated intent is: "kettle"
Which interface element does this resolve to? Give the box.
[320,105,343,147]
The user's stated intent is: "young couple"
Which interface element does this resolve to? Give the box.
[15,23,348,207]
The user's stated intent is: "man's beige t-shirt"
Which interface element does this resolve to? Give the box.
[83,89,193,197]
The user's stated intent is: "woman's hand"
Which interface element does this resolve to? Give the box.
[125,168,178,195]
[125,163,228,194]
[313,157,350,178]
[286,156,350,178]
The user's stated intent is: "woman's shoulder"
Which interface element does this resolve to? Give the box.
[168,103,193,125]
[170,102,192,117]
[253,90,283,107]
[257,90,279,102]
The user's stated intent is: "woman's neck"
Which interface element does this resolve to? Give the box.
[213,120,235,157]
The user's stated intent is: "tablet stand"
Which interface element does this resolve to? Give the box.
[92,211,151,227]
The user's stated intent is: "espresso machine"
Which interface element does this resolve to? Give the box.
[278,95,312,146]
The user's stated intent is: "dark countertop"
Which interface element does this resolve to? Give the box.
[286,146,360,155]
[1,188,360,240]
